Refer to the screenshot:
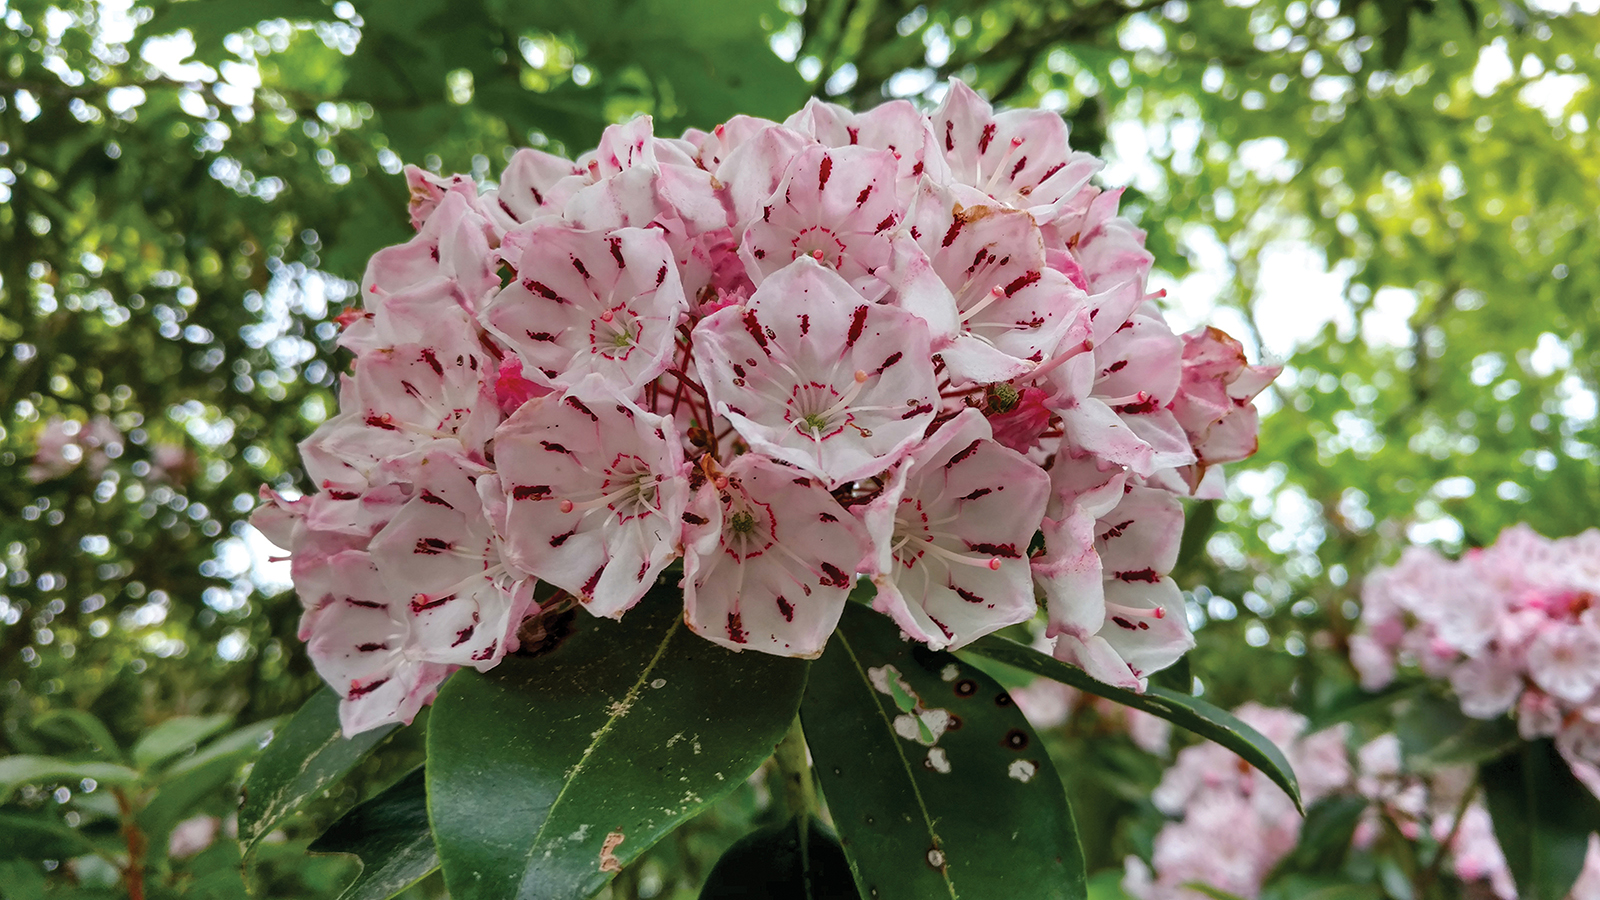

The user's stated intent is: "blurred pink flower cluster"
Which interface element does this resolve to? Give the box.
[254,83,1276,734]
[1123,703,1350,900]
[1126,714,1600,900]
[27,416,122,482]
[1352,525,1600,784]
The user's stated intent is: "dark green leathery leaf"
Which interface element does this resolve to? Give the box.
[802,604,1086,900]
[427,590,809,900]
[309,766,439,900]
[961,634,1302,812]
[699,814,857,899]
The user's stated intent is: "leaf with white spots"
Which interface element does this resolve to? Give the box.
[801,603,1086,900]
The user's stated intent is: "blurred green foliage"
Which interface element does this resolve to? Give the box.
[2,0,1598,895]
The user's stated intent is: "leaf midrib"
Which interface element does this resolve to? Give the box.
[519,616,685,870]
[837,632,959,900]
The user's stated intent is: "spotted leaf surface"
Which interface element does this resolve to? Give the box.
[801,602,1086,900]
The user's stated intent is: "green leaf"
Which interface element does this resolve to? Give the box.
[699,815,857,899]
[427,593,809,900]
[961,635,1303,812]
[0,756,142,803]
[802,604,1086,900]
[139,718,280,861]
[1396,693,1519,771]
[1266,795,1368,880]
[239,688,399,868]
[140,0,338,64]
[308,767,439,900]
[0,811,99,861]
[1480,739,1600,900]
[130,713,232,771]
[30,710,123,762]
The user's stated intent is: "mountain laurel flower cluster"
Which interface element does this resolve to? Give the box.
[253,83,1278,734]
[1352,525,1600,786]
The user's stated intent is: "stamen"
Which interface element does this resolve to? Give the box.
[960,285,1006,323]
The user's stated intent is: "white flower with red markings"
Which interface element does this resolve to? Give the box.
[695,257,938,487]
[858,409,1049,650]
[682,455,866,657]
[494,382,689,617]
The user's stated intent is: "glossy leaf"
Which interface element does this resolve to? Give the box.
[426,594,809,900]
[130,713,232,770]
[0,811,99,861]
[802,604,1086,900]
[30,710,123,762]
[961,634,1302,811]
[308,767,439,900]
[139,718,279,862]
[699,814,857,900]
[1480,739,1600,900]
[239,688,399,867]
[1395,693,1519,772]
[0,756,141,803]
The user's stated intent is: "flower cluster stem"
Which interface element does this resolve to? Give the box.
[773,715,817,821]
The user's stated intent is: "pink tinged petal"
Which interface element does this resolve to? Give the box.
[563,166,667,233]
[301,550,410,689]
[494,356,551,415]
[482,147,583,232]
[1034,510,1106,637]
[404,166,478,231]
[1053,633,1141,690]
[1095,315,1184,405]
[860,409,1049,649]
[713,123,816,227]
[361,191,498,303]
[1097,485,1184,580]
[682,455,866,657]
[1058,393,1156,476]
[484,225,686,400]
[1098,577,1193,681]
[494,382,688,617]
[738,144,906,299]
[694,258,938,487]
[784,97,951,200]
[1527,624,1600,704]
[339,661,453,737]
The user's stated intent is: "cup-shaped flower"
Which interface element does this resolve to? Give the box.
[695,257,938,488]
[858,409,1049,650]
[485,225,687,400]
[682,455,867,657]
[494,382,689,617]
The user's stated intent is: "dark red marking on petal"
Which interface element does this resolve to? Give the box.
[855,186,872,206]
[1004,271,1041,297]
[878,351,903,372]
[941,218,964,248]
[526,330,558,342]
[911,159,924,178]
[874,213,897,233]
[1114,394,1160,415]
[540,440,573,454]
[819,562,850,588]
[344,597,385,609]
[727,611,748,644]
[328,490,360,501]
[565,396,599,422]
[1116,568,1161,583]
[958,487,992,501]
[929,615,954,640]
[901,402,935,419]
[945,439,982,468]
[414,537,451,555]
[1010,156,1028,179]
[846,305,869,347]
[944,120,955,152]
[365,414,399,431]
[356,642,388,652]
[799,313,810,336]
[420,347,444,376]
[967,541,1020,558]
[420,490,453,508]
[978,123,997,154]
[471,639,498,661]
[683,511,709,526]
[582,565,604,597]
[608,236,626,268]
[524,279,565,303]
[954,586,984,604]
[656,265,668,287]
[776,594,794,622]
[818,153,833,190]
[572,257,590,278]
[550,528,578,547]
[402,380,423,399]
[846,126,859,145]
[1112,616,1138,630]
[792,476,813,487]
[1041,162,1065,181]
[1099,520,1134,541]
[819,512,838,523]
[742,308,771,354]
[512,484,552,501]
[347,677,390,698]
[451,623,477,647]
